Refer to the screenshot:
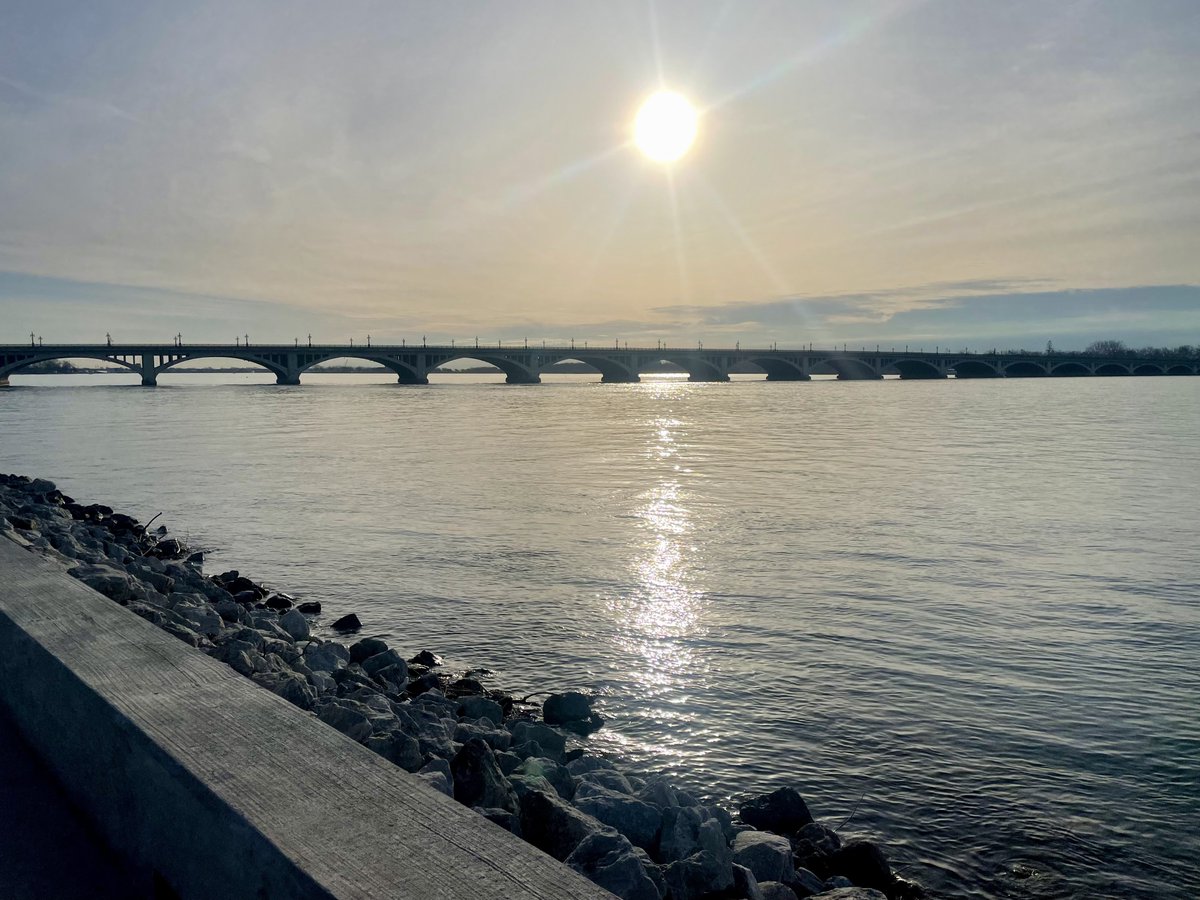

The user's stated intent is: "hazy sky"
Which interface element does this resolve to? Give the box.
[2,1,1198,348]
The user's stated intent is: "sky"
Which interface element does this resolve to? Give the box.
[1,0,1198,350]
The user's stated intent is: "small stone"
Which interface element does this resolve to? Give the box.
[821,840,892,892]
[330,613,362,632]
[361,648,407,677]
[265,594,293,611]
[297,601,322,614]
[474,806,522,837]
[788,867,824,897]
[543,691,593,725]
[409,649,442,667]
[760,883,800,900]
[349,637,389,663]
[739,787,814,834]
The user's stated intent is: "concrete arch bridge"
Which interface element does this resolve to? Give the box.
[1,344,1197,386]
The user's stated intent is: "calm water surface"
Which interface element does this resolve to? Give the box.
[2,371,1198,899]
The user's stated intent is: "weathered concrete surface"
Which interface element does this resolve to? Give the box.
[0,536,614,900]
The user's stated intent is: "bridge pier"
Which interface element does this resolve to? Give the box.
[139,354,157,387]
[504,372,541,384]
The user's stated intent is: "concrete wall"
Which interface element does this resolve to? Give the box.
[0,536,612,900]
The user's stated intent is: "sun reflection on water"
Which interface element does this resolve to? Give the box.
[603,402,713,770]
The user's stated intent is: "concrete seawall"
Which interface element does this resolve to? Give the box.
[0,535,613,899]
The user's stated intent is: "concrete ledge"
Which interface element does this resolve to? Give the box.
[0,537,613,900]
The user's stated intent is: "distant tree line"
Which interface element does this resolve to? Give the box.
[1078,340,1197,359]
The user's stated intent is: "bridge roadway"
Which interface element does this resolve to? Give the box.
[1,343,1197,386]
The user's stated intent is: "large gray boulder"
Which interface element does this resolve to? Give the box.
[566,831,662,900]
[518,789,606,861]
[661,817,733,899]
[365,730,423,771]
[279,608,310,641]
[450,739,518,813]
[454,720,512,752]
[67,563,136,603]
[572,782,660,850]
[513,757,575,800]
[457,695,504,725]
[731,829,794,883]
[657,806,708,862]
[732,863,766,900]
[303,641,350,673]
[317,701,373,742]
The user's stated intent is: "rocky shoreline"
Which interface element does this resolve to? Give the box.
[0,474,924,900]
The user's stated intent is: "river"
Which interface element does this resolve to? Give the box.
[2,370,1197,898]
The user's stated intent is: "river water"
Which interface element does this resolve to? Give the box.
[2,371,1197,898]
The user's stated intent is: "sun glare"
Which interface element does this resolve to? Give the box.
[634,91,698,163]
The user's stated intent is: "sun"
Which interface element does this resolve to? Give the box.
[634,91,698,163]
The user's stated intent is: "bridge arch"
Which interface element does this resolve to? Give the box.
[1003,361,1048,377]
[1051,361,1091,377]
[810,357,882,380]
[951,360,1002,378]
[155,354,290,383]
[294,354,426,384]
[892,359,946,380]
[1095,363,1130,376]
[1166,364,1195,375]
[0,352,141,383]
[743,357,809,381]
[541,356,639,383]
[650,355,730,382]
[430,354,540,384]
[1133,364,1164,376]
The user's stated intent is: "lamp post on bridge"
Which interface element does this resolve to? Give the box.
[308,334,312,347]
[30,332,35,347]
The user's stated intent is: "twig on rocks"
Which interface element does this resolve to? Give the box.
[836,790,867,831]
[140,512,163,535]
